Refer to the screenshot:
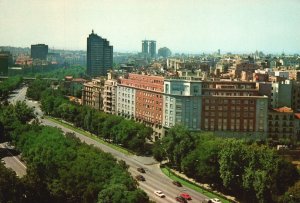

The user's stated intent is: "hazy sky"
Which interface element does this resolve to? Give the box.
[1,0,300,54]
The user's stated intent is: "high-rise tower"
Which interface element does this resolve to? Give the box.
[149,40,156,58]
[31,44,48,60]
[87,30,113,77]
[0,51,12,76]
[142,40,149,54]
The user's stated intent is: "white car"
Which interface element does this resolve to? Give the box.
[211,198,221,203]
[154,190,165,198]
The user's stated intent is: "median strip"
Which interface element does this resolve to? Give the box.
[44,116,133,155]
[161,166,233,203]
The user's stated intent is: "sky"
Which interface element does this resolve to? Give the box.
[0,0,300,54]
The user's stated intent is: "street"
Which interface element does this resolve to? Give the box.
[0,142,27,177]
[8,86,209,203]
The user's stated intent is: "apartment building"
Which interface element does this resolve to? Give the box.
[163,77,202,130]
[292,81,300,112]
[231,61,260,79]
[162,77,268,137]
[268,107,298,142]
[103,76,117,114]
[201,81,268,136]
[270,80,292,108]
[117,73,164,138]
[83,74,269,139]
[82,78,104,110]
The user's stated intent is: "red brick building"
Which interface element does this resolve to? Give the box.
[118,73,164,126]
[201,81,268,133]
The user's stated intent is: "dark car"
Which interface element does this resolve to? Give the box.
[137,167,145,173]
[176,196,187,203]
[135,175,145,181]
[172,180,182,187]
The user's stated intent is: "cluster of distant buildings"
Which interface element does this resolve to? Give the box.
[78,33,300,143]
[0,44,87,76]
[1,30,300,144]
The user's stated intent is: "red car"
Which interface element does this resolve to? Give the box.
[180,193,192,200]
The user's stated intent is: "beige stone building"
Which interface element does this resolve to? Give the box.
[103,73,117,114]
[82,78,104,110]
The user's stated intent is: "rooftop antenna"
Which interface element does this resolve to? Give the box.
[92,29,94,34]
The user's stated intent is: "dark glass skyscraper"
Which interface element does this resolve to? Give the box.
[31,44,48,60]
[87,30,113,77]
[0,51,12,76]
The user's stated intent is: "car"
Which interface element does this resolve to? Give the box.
[135,175,145,181]
[137,167,145,173]
[176,196,188,203]
[180,193,192,200]
[210,198,221,203]
[154,190,165,198]
[173,180,182,187]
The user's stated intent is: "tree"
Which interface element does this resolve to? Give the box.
[279,180,300,203]
[161,124,196,169]
[219,139,248,193]
[181,135,223,186]
[157,47,171,58]
[0,163,23,203]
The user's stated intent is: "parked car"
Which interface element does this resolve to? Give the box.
[176,196,188,203]
[180,193,192,200]
[173,180,182,187]
[137,167,145,173]
[154,190,165,198]
[135,175,145,181]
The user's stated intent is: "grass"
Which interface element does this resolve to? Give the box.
[161,166,232,203]
[45,116,133,155]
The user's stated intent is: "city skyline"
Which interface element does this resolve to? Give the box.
[0,0,300,54]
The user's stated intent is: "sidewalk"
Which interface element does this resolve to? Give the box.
[169,168,238,203]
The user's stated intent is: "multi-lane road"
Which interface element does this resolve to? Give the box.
[4,86,209,203]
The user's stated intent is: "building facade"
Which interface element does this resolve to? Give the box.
[201,81,268,136]
[82,78,104,110]
[83,74,270,139]
[117,73,164,138]
[0,52,12,76]
[268,107,298,143]
[270,80,292,108]
[292,81,300,113]
[142,40,149,55]
[31,44,48,60]
[149,40,156,58]
[163,77,202,130]
[163,78,268,137]
[87,30,113,77]
[103,74,117,114]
